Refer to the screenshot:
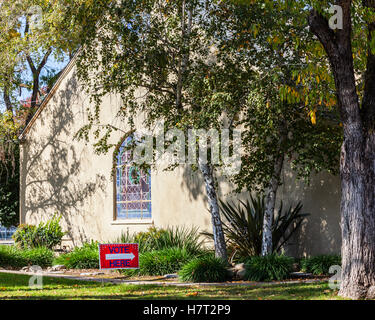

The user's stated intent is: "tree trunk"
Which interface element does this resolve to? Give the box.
[25,47,52,124]
[308,5,375,299]
[3,85,13,112]
[176,1,192,111]
[338,29,375,298]
[339,126,375,299]
[174,3,227,260]
[198,159,228,262]
[261,151,284,256]
[339,120,367,299]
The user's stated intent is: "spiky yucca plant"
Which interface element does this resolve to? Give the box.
[203,194,308,261]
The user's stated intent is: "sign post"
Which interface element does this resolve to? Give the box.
[99,243,139,270]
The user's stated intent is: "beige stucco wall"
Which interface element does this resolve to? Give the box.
[19,61,216,249]
[19,60,342,256]
[279,167,341,257]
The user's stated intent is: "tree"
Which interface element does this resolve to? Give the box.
[218,2,342,256]
[0,0,85,226]
[0,111,19,227]
[234,0,375,299]
[306,0,375,300]
[234,74,341,256]
[0,0,84,115]
[75,0,255,262]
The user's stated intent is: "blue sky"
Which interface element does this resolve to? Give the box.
[0,54,70,113]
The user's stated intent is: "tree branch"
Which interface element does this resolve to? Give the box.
[308,3,360,124]
[24,17,37,74]
[362,0,375,129]
[37,47,52,74]
[307,9,339,67]
[26,55,37,74]
[176,0,192,113]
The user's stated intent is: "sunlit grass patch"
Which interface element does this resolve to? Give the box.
[0,272,344,300]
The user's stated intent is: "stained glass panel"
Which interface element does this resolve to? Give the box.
[115,136,151,220]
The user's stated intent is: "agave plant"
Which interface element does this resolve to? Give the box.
[202,194,309,261]
[272,201,308,253]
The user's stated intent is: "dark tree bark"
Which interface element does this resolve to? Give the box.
[198,159,228,262]
[3,85,13,112]
[24,19,52,124]
[308,1,375,299]
[2,73,14,113]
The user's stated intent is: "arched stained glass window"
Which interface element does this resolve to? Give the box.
[115,136,151,220]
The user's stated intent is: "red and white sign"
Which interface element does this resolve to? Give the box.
[99,243,139,270]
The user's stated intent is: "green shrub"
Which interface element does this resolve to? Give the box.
[202,194,309,261]
[117,226,205,255]
[244,254,294,281]
[13,225,38,248]
[0,245,54,268]
[0,245,24,268]
[123,247,193,276]
[21,247,54,268]
[13,214,65,249]
[117,227,164,253]
[53,242,99,269]
[140,247,193,275]
[179,255,228,283]
[300,255,341,275]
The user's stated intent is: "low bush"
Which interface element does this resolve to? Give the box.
[123,247,193,276]
[12,214,65,249]
[22,247,54,268]
[300,255,341,275]
[0,245,23,268]
[53,242,99,269]
[0,245,54,268]
[244,254,294,281]
[139,247,193,275]
[179,255,228,283]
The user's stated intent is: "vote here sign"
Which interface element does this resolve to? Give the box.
[99,243,139,270]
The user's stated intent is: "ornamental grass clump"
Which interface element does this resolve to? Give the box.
[123,247,193,276]
[117,226,205,255]
[244,254,294,281]
[179,255,228,283]
[300,255,341,275]
[53,241,99,269]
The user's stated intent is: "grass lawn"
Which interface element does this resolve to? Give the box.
[0,272,347,300]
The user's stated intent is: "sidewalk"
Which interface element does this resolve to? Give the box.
[0,269,328,287]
